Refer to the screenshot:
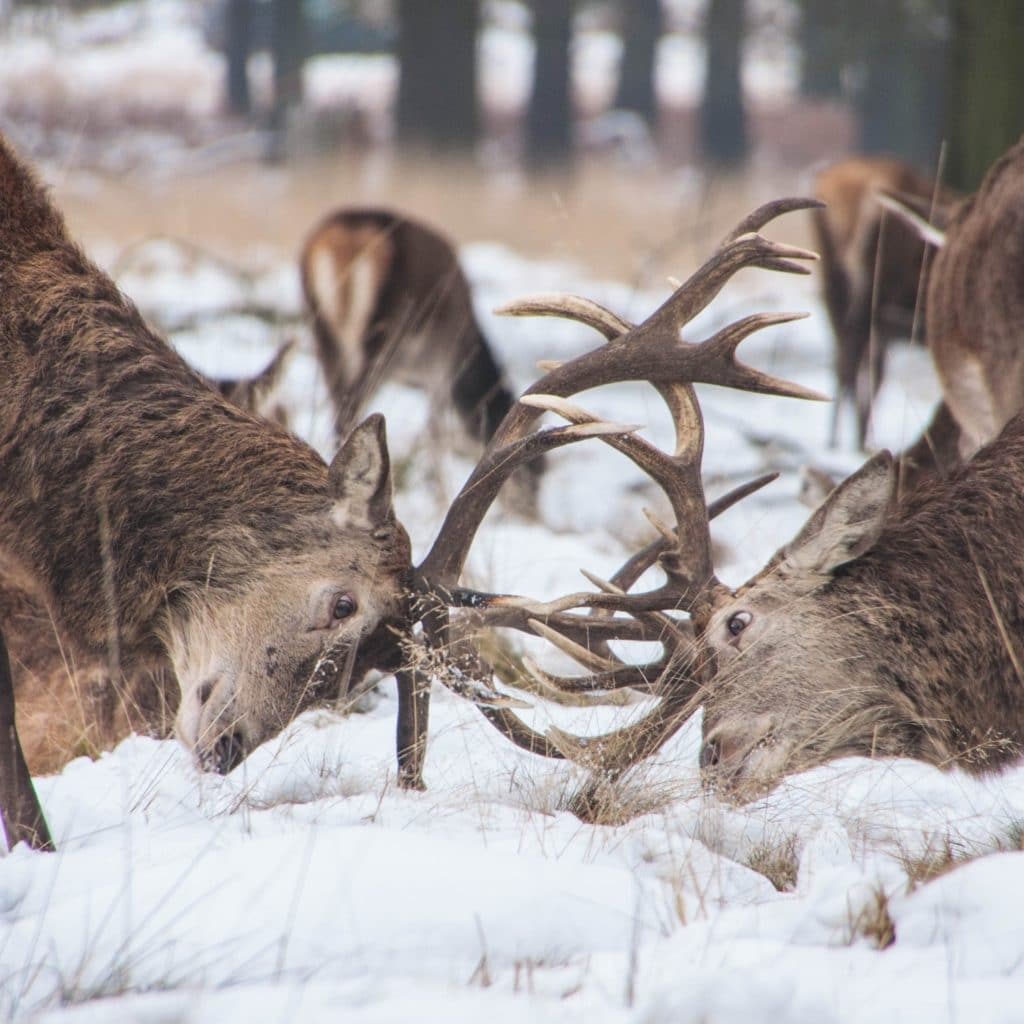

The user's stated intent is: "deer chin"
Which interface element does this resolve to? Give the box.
[700,714,796,800]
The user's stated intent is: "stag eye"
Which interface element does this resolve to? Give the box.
[332,595,358,623]
[727,611,752,637]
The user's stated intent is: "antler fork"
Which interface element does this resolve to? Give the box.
[392,199,825,793]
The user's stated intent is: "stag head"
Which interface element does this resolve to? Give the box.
[171,414,411,773]
[695,452,920,795]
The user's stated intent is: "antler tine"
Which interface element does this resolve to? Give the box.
[528,617,621,673]
[606,472,779,594]
[479,705,567,758]
[722,196,825,243]
[699,312,828,401]
[491,307,822,452]
[522,656,666,694]
[495,294,633,341]
[520,660,652,706]
[547,653,705,773]
[526,388,717,606]
[639,229,818,340]
[452,598,666,644]
[416,418,639,587]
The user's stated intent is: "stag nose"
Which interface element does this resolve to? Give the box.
[700,728,749,772]
[200,731,246,775]
[699,739,720,770]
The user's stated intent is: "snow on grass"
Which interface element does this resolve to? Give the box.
[5,218,1024,1024]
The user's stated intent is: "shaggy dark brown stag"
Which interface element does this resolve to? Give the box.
[0,136,414,846]
[813,157,951,449]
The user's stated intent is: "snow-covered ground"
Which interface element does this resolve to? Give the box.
[4,211,1024,1024]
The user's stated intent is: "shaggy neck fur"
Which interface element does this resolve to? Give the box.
[828,415,1024,769]
[0,137,331,668]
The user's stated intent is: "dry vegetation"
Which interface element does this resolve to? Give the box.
[744,834,801,892]
[49,152,816,284]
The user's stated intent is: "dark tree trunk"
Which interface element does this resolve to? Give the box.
[224,0,252,116]
[526,0,574,169]
[699,0,747,166]
[396,0,480,152]
[614,0,662,125]
[266,0,307,160]
[855,0,949,168]
[797,0,845,99]
[947,0,1024,191]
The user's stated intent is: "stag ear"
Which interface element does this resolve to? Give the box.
[780,451,896,576]
[328,413,395,529]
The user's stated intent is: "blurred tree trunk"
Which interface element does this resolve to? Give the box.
[224,0,252,116]
[947,0,1024,191]
[266,0,306,159]
[614,0,662,125]
[396,0,480,152]
[699,0,747,166]
[797,0,844,98]
[854,0,949,168]
[526,0,574,169]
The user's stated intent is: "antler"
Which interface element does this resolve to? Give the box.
[393,199,824,792]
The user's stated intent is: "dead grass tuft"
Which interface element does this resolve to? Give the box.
[560,772,680,826]
[899,837,963,892]
[744,835,800,892]
[850,885,897,950]
[899,824,1024,894]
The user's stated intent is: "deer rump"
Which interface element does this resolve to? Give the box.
[300,208,520,450]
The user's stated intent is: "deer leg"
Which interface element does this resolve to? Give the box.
[0,626,53,851]
[395,668,429,790]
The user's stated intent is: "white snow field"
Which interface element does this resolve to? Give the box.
[3,221,1024,1024]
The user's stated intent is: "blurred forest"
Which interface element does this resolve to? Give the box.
[220,0,1023,187]
[1,0,1022,276]
[2,0,1021,189]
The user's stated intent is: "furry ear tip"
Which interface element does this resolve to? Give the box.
[356,412,387,438]
[862,449,895,478]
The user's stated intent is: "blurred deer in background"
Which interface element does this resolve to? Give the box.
[813,156,954,450]
[300,207,543,507]
[923,138,1024,459]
